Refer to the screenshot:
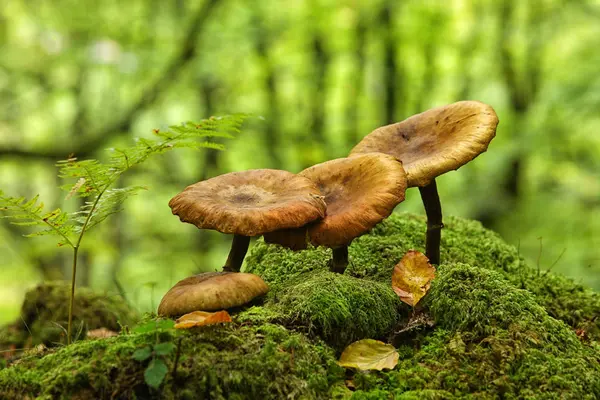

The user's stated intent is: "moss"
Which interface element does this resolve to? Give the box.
[235,305,281,325]
[0,320,345,399]
[264,271,405,350]
[350,389,454,400]
[352,265,600,399]
[246,212,600,339]
[2,214,599,398]
[0,281,139,351]
[244,243,331,288]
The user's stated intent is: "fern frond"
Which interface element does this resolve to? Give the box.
[71,186,147,234]
[57,159,113,197]
[59,114,247,195]
[0,191,75,247]
[2,114,248,247]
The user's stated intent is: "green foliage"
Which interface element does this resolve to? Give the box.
[0,194,75,247]
[131,318,177,389]
[132,319,176,334]
[132,346,153,361]
[144,358,169,389]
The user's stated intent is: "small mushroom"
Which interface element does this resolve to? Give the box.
[349,100,499,264]
[169,169,327,272]
[158,272,269,316]
[269,153,407,273]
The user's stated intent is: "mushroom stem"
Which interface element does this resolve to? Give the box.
[418,179,443,265]
[331,246,349,274]
[223,235,250,272]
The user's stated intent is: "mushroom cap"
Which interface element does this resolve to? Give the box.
[157,272,269,316]
[349,101,499,187]
[168,169,327,237]
[299,153,407,248]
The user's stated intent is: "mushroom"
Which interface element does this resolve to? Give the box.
[168,169,327,272]
[158,272,269,316]
[349,100,499,264]
[269,153,407,273]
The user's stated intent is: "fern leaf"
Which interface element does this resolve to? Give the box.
[71,186,147,234]
[0,191,75,247]
[2,114,248,247]
[58,114,247,198]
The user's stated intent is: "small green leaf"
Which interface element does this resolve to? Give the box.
[144,358,168,389]
[132,319,175,334]
[132,346,152,361]
[155,319,176,330]
[132,322,155,334]
[153,342,176,356]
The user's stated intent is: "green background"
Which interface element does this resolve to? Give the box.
[1,0,599,323]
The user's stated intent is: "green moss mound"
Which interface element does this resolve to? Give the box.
[0,321,344,400]
[0,282,138,350]
[265,271,405,349]
[246,212,600,339]
[352,264,600,399]
[2,214,599,398]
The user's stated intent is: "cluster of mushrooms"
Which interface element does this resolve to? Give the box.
[158,101,499,317]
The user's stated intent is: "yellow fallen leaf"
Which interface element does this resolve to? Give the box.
[338,339,399,371]
[174,310,232,329]
[392,250,436,306]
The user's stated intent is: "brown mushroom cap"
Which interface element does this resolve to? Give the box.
[299,153,407,248]
[168,169,327,237]
[157,272,269,316]
[349,101,499,187]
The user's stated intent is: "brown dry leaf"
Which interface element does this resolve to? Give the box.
[87,327,118,339]
[174,310,232,329]
[337,339,399,371]
[392,250,436,306]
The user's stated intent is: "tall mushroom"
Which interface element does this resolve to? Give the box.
[269,153,407,273]
[349,100,499,265]
[169,169,327,272]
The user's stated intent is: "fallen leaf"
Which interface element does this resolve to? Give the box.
[174,310,232,329]
[338,339,399,371]
[345,380,356,391]
[392,250,436,306]
[575,328,589,342]
[87,327,118,339]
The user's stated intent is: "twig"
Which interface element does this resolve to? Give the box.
[541,248,567,278]
[171,337,184,380]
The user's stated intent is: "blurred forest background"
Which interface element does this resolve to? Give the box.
[1,0,599,323]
